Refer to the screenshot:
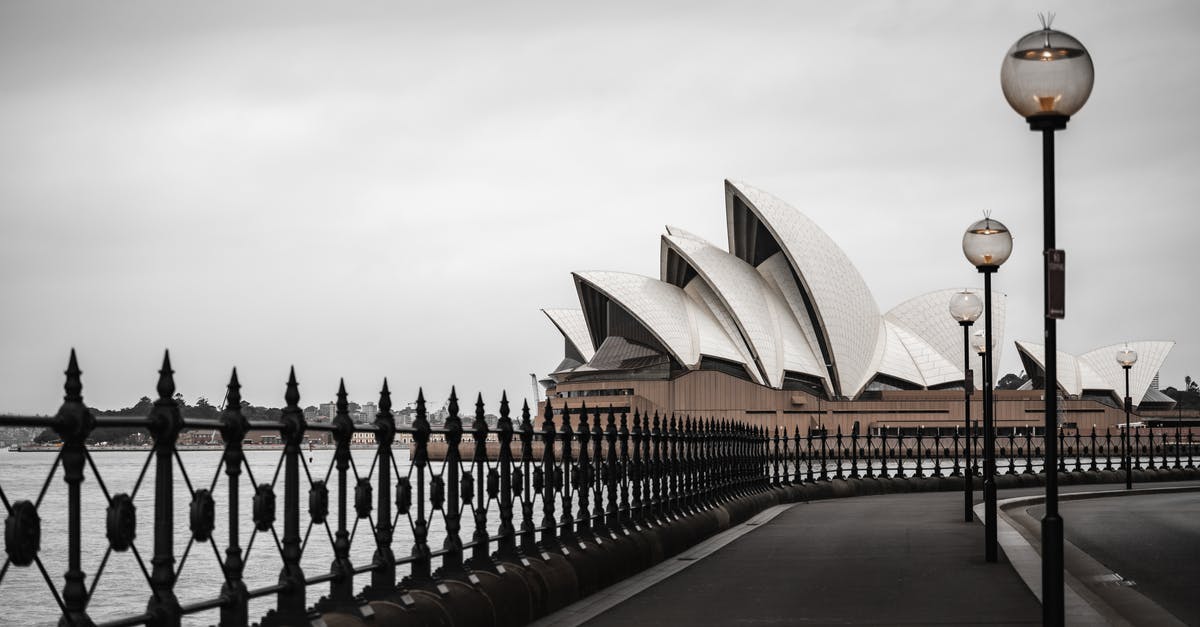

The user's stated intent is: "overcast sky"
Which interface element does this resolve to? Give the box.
[1,1,1196,415]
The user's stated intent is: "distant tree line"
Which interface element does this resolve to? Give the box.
[34,395,283,444]
[1163,375,1200,410]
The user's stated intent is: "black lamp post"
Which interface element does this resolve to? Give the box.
[1001,15,1094,626]
[963,216,1012,563]
[949,290,983,523]
[1116,346,1138,490]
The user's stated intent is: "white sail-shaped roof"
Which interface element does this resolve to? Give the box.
[725,180,882,397]
[1080,341,1175,405]
[1015,342,1083,396]
[661,230,825,387]
[876,321,927,387]
[756,252,826,379]
[681,278,763,384]
[572,271,746,370]
[541,309,595,362]
[543,180,1028,400]
[1014,340,1173,405]
[884,288,1006,390]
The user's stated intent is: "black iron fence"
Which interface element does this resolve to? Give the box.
[1,353,1197,625]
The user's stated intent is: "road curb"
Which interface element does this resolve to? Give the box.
[977,484,1200,626]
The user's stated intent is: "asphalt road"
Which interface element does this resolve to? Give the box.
[585,490,1042,626]
[1030,492,1200,626]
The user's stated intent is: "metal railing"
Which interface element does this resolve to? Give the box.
[1,352,1196,625]
[0,353,774,625]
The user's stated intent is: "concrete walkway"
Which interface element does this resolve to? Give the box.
[529,481,1200,626]
[574,490,1043,626]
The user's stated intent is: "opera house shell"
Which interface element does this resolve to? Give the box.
[1014,341,1176,409]
[539,180,1183,433]
[542,180,1005,413]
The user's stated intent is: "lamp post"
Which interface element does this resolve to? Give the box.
[963,217,1012,563]
[1001,15,1094,626]
[949,290,983,523]
[1116,346,1138,490]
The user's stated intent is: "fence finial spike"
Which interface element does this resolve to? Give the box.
[226,368,242,407]
[284,366,300,407]
[448,386,459,417]
[378,378,392,413]
[157,350,176,401]
[64,348,83,403]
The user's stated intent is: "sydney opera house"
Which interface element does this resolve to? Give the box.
[540,180,1178,434]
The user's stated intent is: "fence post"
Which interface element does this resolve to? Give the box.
[218,370,250,625]
[772,426,781,486]
[794,426,803,483]
[518,400,537,554]
[606,409,621,532]
[819,427,829,481]
[440,388,466,577]
[146,352,183,625]
[369,381,397,593]
[559,405,576,545]
[617,411,630,530]
[495,393,518,561]
[1175,423,1184,470]
[668,416,681,516]
[864,427,875,479]
[539,401,558,548]
[1058,428,1068,473]
[952,427,962,477]
[264,368,308,625]
[591,408,605,533]
[1027,425,1036,473]
[575,408,591,538]
[1104,427,1114,471]
[315,379,369,617]
[630,410,644,527]
[54,350,96,626]
[410,389,433,583]
[801,428,811,483]
[651,413,664,519]
[468,393,494,570]
[1087,427,1099,472]
[933,428,943,477]
[879,427,890,479]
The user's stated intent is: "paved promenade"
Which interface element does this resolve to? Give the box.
[533,482,1200,626]
[553,489,1042,626]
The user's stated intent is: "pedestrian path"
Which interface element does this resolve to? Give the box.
[559,490,1044,626]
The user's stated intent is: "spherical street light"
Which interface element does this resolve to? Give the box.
[1001,20,1094,121]
[1002,16,1093,623]
[964,216,1009,565]
[971,329,988,355]
[1116,347,1138,368]
[962,217,1014,270]
[949,290,984,324]
[1116,345,1138,491]
[949,289,984,523]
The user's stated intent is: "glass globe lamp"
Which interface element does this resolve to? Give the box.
[949,290,984,324]
[1115,346,1138,368]
[971,330,988,355]
[962,217,1013,270]
[1000,23,1094,121]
